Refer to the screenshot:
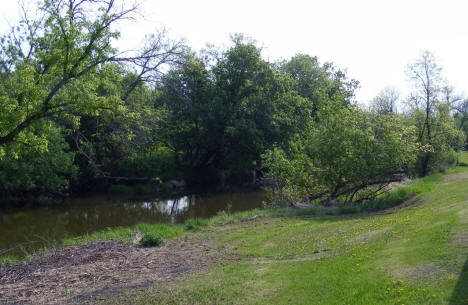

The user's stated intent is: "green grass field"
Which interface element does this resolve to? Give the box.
[101,152,468,305]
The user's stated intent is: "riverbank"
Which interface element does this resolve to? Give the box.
[1,153,467,304]
[0,191,266,261]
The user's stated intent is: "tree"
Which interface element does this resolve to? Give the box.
[0,0,184,155]
[453,98,468,150]
[371,87,399,115]
[158,41,314,184]
[279,54,358,115]
[0,122,77,200]
[262,105,418,205]
[406,51,465,175]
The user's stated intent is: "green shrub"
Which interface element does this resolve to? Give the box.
[139,233,164,247]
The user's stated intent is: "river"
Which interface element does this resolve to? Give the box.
[0,191,265,257]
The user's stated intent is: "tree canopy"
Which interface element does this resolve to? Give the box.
[0,2,465,204]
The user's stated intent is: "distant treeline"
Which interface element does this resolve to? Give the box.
[0,0,466,203]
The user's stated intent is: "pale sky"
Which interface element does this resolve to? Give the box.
[1,0,467,103]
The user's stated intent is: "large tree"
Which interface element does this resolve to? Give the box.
[278,54,358,115]
[158,41,314,184]
[0,0,184,155]
[406,51,465,175]
[262,105,418,205]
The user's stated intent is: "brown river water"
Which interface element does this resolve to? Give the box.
[0,191,265,257]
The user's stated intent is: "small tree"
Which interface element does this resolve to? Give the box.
[262,105,418,205]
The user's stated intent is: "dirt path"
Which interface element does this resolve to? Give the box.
[0,238,217,304]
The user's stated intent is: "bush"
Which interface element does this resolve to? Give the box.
[139,233,164,247]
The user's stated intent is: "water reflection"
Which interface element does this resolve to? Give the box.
[0,192,265,257]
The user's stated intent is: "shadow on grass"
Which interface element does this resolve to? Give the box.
[449,256,468,305]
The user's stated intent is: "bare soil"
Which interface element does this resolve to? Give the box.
[441,171,468,185]
[0,238,218,305]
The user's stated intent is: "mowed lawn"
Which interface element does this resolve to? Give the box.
[103,153,468,305]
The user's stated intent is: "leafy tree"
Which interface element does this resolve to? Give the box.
[0,0,185,198]
[453,98,468,150]
[0,0,184,155]
[262,106,418,205]
[371,87,399,115]
[158,41,313,184]
[0,123,77,200]
[406,51,465,175]
[279,54,358,115]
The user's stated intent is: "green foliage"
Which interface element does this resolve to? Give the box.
[139,233,164,247]
[113,147,182,182]
[0,123,77,200]
[157,41,339,184]
[409,106,465,175]
[279,54,358,113]
[108,182,162,197]
[337,172,444,214]
[454,100,467,150]
[263,106,418,205]
[0,0,127,150]
[0,0,184,199]
[406,51,466,176]
[0,2,463,203]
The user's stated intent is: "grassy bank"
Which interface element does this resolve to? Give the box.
[62,171,454,247]
[2,153,466,268]
[98,152,468,305]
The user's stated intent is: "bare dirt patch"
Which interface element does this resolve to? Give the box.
[349,227,391,243]
[453,230,468,247]
[392,263,441,281]
[0,238,218,305]
[441,172,468,185]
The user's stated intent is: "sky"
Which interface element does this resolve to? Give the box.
[1,0,467,103]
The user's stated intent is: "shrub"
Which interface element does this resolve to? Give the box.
[139,233,164,247]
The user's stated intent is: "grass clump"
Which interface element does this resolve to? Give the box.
[139,233,164,247]
[184,218,209,231]
[0,254,20,265]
